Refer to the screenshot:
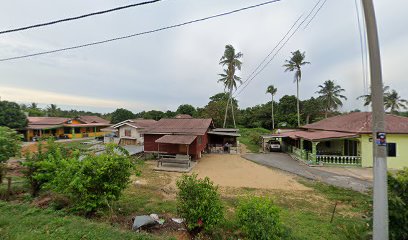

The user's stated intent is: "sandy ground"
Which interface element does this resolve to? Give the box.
[163,154,310,191]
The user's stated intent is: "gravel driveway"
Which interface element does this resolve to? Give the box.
[243,153,372,193]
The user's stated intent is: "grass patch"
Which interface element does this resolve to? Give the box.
[238,127,270,153]
[0,201,159,240]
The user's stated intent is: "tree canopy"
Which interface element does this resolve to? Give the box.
[110,108,135,124]
[176,104,197,117]
[0,101,28,129]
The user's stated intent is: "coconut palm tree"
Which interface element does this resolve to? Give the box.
[283,50,310,126]
[266,85,277,130]
[357,85,390,106]
[316,80,347,118]
[384,89,408,113]
[218,44,243,128]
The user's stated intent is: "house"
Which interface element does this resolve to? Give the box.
[143,117,214,159]
[111,119,157,145]
[271,112,408,169]
[20,116,111,141]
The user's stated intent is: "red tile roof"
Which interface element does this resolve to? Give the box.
[145,118,213,135]
[303,112,408,134]
[28,117,69,125]
[129,119,157,128]
[155,135,197,145]
[277,130,358,141]
[77,115,110,124]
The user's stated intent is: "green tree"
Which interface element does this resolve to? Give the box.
[266,85,277,130]
[110,108,135,124]
[385,90,408,114]
[199,93,238,128]
[388,168,408,240]
[0,127,22,183]
[27,102,45,117]
[301,97,324,124]
[357,85,390,107]
[0,101,28,129]
[143,110,165,120]
[176,104,197,117]
[218,44,243,128]
[276,95,299,128]
[46,104,61,117]
[283,50,310,127]
[316,80,347,118]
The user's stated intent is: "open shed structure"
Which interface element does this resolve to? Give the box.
[207,128,241,154]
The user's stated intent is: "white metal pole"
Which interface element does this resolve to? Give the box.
[361,0,388,239]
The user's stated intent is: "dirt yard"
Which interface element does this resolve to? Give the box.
[161,153,309,191]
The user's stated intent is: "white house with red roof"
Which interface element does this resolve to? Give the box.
[272,112,408,169]
[111,119,157,145]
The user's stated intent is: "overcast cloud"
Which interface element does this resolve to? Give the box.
[0,0,407,113]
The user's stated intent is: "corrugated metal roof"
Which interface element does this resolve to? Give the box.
[155,135,197,145]
[145,118,212,135]
[208,131,241,137]
[303,112,408,134]
[276,130,358,141]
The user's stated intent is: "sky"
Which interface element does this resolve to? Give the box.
[0,0,407,114]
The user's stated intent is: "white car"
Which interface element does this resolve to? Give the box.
[269,140,281,152]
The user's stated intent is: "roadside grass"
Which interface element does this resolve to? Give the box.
[238,127,270,153]
[0,201,162,240]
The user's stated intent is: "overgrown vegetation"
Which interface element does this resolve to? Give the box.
[0,127,21,183]
[23,140,135,215]
[236,196,284,240]
[239,127,270,152]
[176,174,224,233]
[388,168,408,240]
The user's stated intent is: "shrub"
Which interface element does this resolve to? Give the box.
[388,168,408,240]
[49,144,134,215]
[0,126,22,183]
[236,196,284,240]
[176,174,224,232]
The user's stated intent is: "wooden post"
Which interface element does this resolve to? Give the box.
[330,202,338,223]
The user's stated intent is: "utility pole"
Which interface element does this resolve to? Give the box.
[361,0,388,239]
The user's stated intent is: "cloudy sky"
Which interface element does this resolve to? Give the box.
[0,0,407,113]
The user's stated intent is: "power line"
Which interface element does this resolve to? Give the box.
[303,0,328,30]
[0,0,282,62]
[233,0,327,97]
[354,0,369,96]
[0,0,162,35]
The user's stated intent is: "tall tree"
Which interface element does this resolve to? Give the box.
[357,85,390,106]
[110,108,135,124]
[0,101,28,128]
[46,104,61,117]
[283,50,310,126]
[316,80,347,118]
[266,85,277,130]
[218,44,243,128]
[384,89,408,114]
[176,104,197,117]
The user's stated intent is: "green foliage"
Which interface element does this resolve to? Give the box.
[239,128,270,153]
[0,201,156,240]
[176,104,197,117]
[176,174,224,232]
[236,196,284,240]
[0,127,22,183]
[110,108,135,124]
[0,101,28,128]
[197,93,238,128]
[49,144,134,214]
[388,168,408,240]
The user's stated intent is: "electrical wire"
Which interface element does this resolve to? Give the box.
[0,0,162,35]
[233,0,328,97]
[354,0,368,96]
[0,0,282,62]
[303,0,328,30]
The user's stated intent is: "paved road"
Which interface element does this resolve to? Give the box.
[243,153,372,193]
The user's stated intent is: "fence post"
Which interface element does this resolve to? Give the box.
[6,177,12,200]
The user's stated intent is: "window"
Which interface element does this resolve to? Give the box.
[387,143,397,157]
[124,129,131,137]
[64,127,71,134]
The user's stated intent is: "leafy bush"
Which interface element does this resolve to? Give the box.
[388,168,408,240]
[176,174,224,232]
[0,126,22,183]
[49,144,134,215]
[236,196,284,240]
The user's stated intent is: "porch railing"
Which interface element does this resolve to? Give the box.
[316,155,361,166]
